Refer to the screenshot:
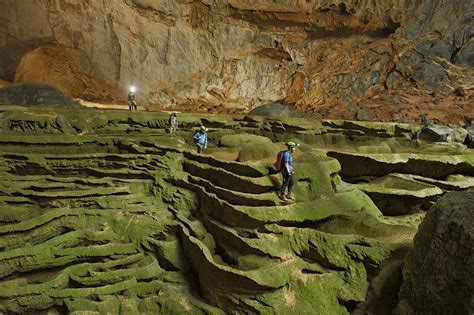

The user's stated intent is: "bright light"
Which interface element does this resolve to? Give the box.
[129,86,136,93]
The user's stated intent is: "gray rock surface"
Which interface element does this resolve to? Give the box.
[417,124,453,142]
[465,127,474,148]
[452,126,469,143]
[248,103,305,118]
[356,109,375,121]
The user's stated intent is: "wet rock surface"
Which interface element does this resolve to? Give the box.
[397,192,474,315]
[0,107,472,313]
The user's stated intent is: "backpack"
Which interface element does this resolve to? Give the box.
[273,150,285,171]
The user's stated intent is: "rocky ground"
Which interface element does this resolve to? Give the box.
[0,106,472,314]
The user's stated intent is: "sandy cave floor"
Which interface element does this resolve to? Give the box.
[77,92,474,126]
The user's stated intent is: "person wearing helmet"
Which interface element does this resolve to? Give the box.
[280,141,299,201]
[193,125,208,153]
[169,112,178,134]
[127,87,137,111]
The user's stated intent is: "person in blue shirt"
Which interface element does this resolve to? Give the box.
[193,125,208,153]
[280,141,299,201]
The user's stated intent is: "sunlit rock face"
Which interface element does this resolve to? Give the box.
[1,0,473,112]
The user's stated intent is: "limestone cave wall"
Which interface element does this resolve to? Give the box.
[0,0,472,116]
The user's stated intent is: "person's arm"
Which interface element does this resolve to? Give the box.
[284,152,293,174]
[283,152,290,173]
[204,134,208,148]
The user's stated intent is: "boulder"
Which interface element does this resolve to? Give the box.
[417,124,453,142]
[0,83,83,108]
[248,103,305,118]
[451,126,468,143]
[396,192,474,315]
[356,109,375,121]
[465,126,474,148]
[0,80,10,88]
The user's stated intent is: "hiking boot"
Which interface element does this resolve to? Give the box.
[286,193,296,201]
[279,193,288,201]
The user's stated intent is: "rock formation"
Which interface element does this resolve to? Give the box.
[0,107,472,313]
[0,0,472,122]
[397,192,474,315]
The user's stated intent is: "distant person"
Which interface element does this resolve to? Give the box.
[193,125,208,153]
[169,112,178,134]
[279,141,299,202]
[128,87,137,111]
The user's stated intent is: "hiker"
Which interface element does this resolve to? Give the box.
[279,141,299,201]
[193,125,208,153]
[128,87,137,111]
[169,112,178,134]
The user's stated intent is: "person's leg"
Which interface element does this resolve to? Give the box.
[286,175,295,200]
[197,145,202,153]
[280,171,289,199]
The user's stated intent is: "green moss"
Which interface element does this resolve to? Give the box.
[219,133,272,148]
[237,142,278,162]
[0,107,440,314]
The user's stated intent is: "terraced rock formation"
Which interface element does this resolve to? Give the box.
[0,107,473,313]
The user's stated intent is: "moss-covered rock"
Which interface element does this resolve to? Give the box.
[358,174,443,215]
[396,192,474,315]
[237,142,279,162]
[219,133,272,148]
[0,107,454,314]
[328,150,474,179]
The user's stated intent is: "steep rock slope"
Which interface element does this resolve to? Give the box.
[0,0,473,120]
